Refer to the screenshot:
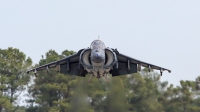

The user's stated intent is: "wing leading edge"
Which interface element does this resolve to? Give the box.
[27,49,86,77]
[110,49,171,76]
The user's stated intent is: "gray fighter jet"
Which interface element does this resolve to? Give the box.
[27,39,171,81]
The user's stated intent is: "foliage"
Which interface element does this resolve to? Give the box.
[27,49,77,112]
[0,47,32,112]
[1,47,200,112]
[106,76,129,112]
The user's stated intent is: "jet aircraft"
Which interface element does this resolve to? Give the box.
[27,39,171,81]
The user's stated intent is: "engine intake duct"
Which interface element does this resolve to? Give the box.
[104,48,117,69]
[79,48,92,69]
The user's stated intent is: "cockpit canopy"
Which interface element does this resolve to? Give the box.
[90,40,106,50]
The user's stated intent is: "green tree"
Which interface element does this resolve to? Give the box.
[0,47,32,111]
[160,84,182,112]
[105,76,128,112]
[160,78,200,112]
[87,76,108,112]
[27,49,77,112]
[61,50,76,58]
[15,106,26,112]
[0,72,12,111]
[69,77,92,112]
[126,69,164,112]
[0,94,12,112]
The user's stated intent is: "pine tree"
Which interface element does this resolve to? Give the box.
[106,76,128,112]
[0,48,32,111]
[27,49,77,112]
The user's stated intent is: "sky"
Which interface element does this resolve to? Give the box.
[0,1,200,87]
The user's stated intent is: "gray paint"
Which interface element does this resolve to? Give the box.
[27,40,171,78]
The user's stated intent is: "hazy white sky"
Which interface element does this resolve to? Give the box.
[1,1,200,87]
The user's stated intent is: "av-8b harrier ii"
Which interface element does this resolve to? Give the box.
[27,39,171,81]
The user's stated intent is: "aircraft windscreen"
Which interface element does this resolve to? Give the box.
[90,40,105,49]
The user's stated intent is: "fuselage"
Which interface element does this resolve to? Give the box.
[27,39,171,79]
[79,39,117,80]
[90,40,106,78]
[90,40,105,63]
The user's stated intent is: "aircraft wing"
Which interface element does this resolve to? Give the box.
[111,49,171,76]
[27,49,87,77]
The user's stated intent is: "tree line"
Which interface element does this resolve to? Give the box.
[0,47,200,112]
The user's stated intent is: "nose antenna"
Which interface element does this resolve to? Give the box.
[98,35,100,40]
